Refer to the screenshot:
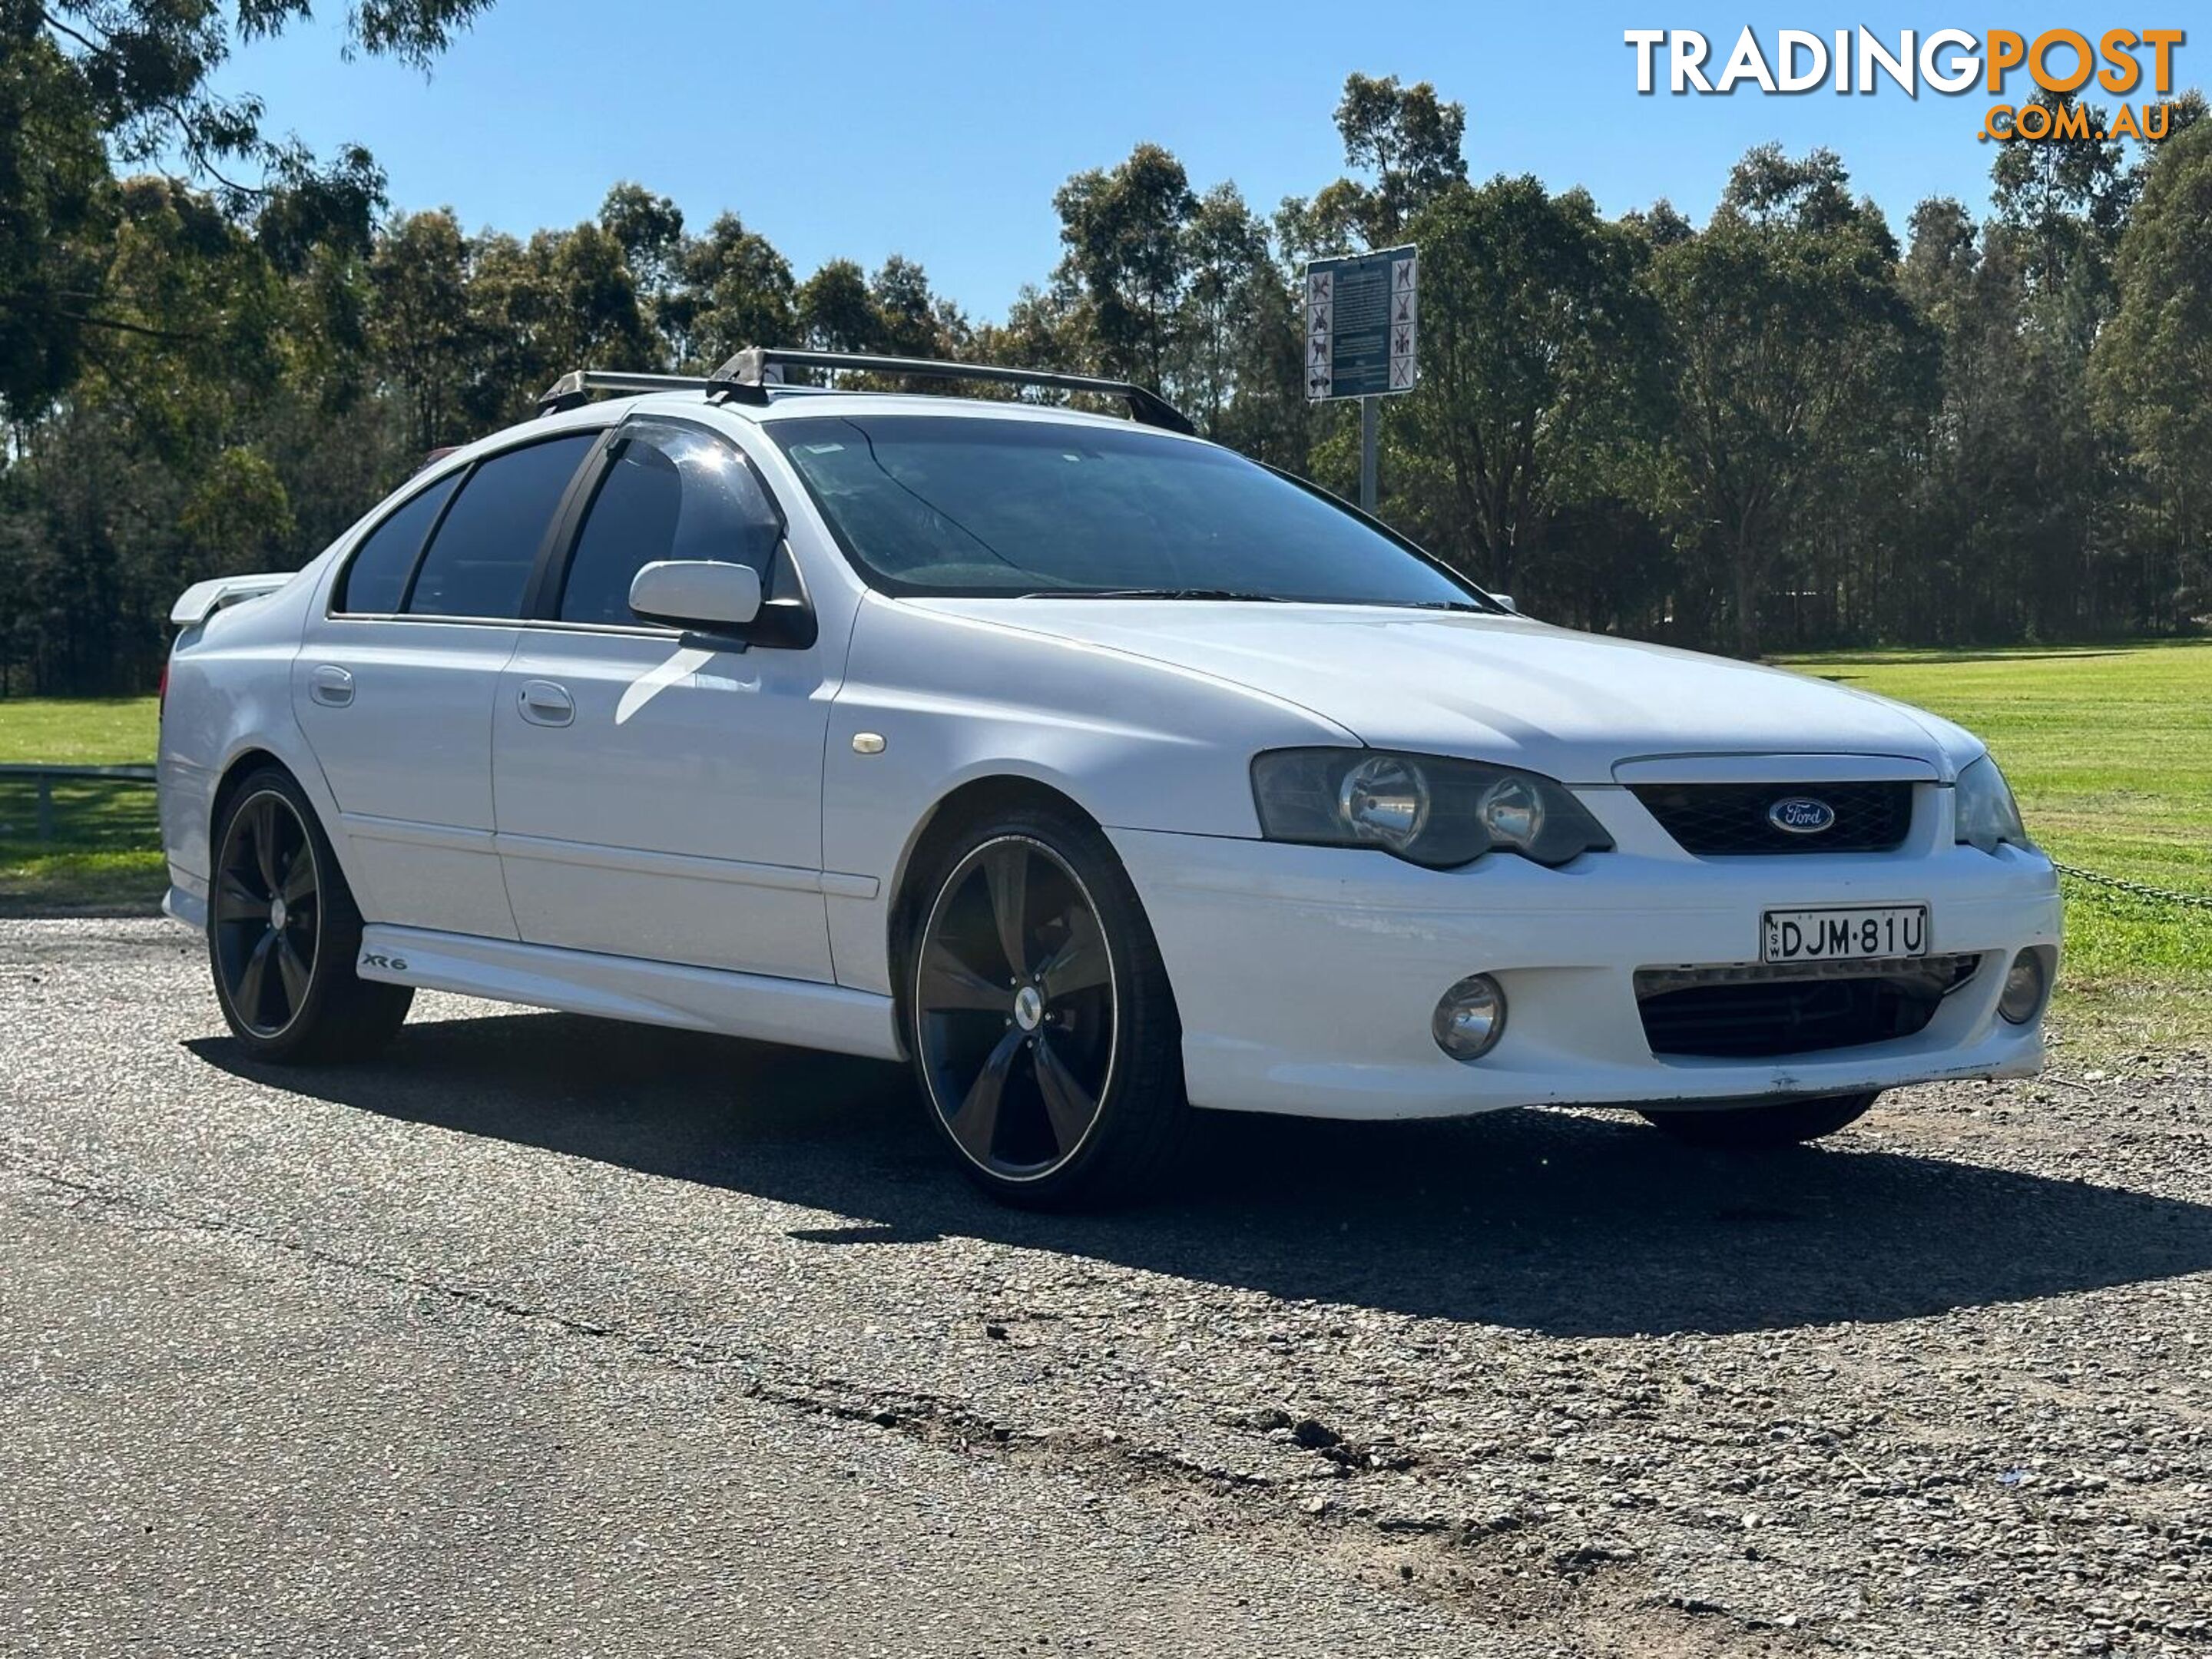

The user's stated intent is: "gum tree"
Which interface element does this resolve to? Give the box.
[1394,175,1668,598]
[2093,112,2212,631]
[3,1,492,418]
[1651,147,1933,654]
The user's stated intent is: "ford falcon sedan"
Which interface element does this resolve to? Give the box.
[157,349,2060,1206]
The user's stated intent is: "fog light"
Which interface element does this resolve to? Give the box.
[1997,949,2047,1025]
[1432,974,1507,1062]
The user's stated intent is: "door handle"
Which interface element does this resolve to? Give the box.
[517,679,575,727]
[309,664,354,707]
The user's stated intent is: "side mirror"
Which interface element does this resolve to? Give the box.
[628,560,762,631]
[1492,592,1518,614]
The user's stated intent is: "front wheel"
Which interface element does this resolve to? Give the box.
[905,803,1189,1208]
[1638,1090,1880,1149]
[208,767,412,1064]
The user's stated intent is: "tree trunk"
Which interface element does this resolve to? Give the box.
[1732,522,1761,657]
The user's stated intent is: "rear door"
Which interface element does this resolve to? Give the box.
[490,416,837,981]
[295,431,601,938]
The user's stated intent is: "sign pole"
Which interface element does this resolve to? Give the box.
[1359,395,1379,515]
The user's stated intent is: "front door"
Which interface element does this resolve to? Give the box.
[491,417,836,982]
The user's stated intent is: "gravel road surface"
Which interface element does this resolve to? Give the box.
[5,918,2210,1656]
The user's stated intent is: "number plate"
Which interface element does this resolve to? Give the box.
[1762,906,1927,965]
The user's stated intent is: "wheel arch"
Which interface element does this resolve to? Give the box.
[884,773,1113,1031]
[208,748,294,856]
[207,746,363,902]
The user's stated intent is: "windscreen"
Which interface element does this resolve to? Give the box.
[767,414,1488,607]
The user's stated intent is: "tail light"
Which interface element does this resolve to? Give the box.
[157,662,169,721]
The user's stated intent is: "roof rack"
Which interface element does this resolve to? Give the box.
[705,346,1197,435]
[537,369,715,415]
[535,351,1198,437]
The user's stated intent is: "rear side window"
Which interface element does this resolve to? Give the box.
[557,422,783,625]
[405,433,596,619]
[336,472,461,614]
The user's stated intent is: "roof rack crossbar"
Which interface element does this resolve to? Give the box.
[536,353,1200,437]
[537,369,717,415]
[704,346,1197,436]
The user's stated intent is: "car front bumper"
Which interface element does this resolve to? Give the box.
[1109,820,2061,1121]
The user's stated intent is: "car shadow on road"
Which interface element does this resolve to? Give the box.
[189,1008,2212,1339]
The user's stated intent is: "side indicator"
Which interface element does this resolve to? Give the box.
[852,733,886,755]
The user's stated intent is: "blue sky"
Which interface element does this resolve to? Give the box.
[203,3,2189,317]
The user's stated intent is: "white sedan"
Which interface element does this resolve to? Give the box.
[157,351,2061,1207]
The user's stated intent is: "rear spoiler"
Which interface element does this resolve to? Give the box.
[170,572,293,628]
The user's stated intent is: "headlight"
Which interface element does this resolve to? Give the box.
[1250,748,1613,869]
[1954,753,2032,855]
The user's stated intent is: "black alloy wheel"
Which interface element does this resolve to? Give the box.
[906,804,1189,1207]
[207,767,413,1062]
[214,788,321,1038]
[916,836,1116,1180]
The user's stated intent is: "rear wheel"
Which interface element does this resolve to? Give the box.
[208,767,412,1063]
[1638,1090,1880,1149]
[906,803,1187,1208]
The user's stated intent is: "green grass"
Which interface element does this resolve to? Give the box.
[1778,640,2212,1053]
[0,696,165,912]
[5,656,2208,1051]
[0,695,157,763]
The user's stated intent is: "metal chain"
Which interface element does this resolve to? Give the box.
[2054,861,2212,912]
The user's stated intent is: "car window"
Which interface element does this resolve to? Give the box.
[405,432,596,619]
[767,414,1487,608]
[557,422,783,625]
[335,471,461,614]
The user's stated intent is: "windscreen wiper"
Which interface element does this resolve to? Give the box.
[1017,588,1290,601]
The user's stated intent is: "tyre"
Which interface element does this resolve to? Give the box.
[207,767,413,1063]
[904,801,1189,1208]
[1638,1090,1880,1149]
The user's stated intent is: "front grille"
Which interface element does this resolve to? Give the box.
[1631,780,1912,855]
[1634,955,1980,1059]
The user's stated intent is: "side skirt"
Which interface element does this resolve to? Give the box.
[163,881,210,931]
[354,924,902,1061]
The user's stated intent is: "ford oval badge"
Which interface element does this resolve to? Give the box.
[1767,796,1837,835]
